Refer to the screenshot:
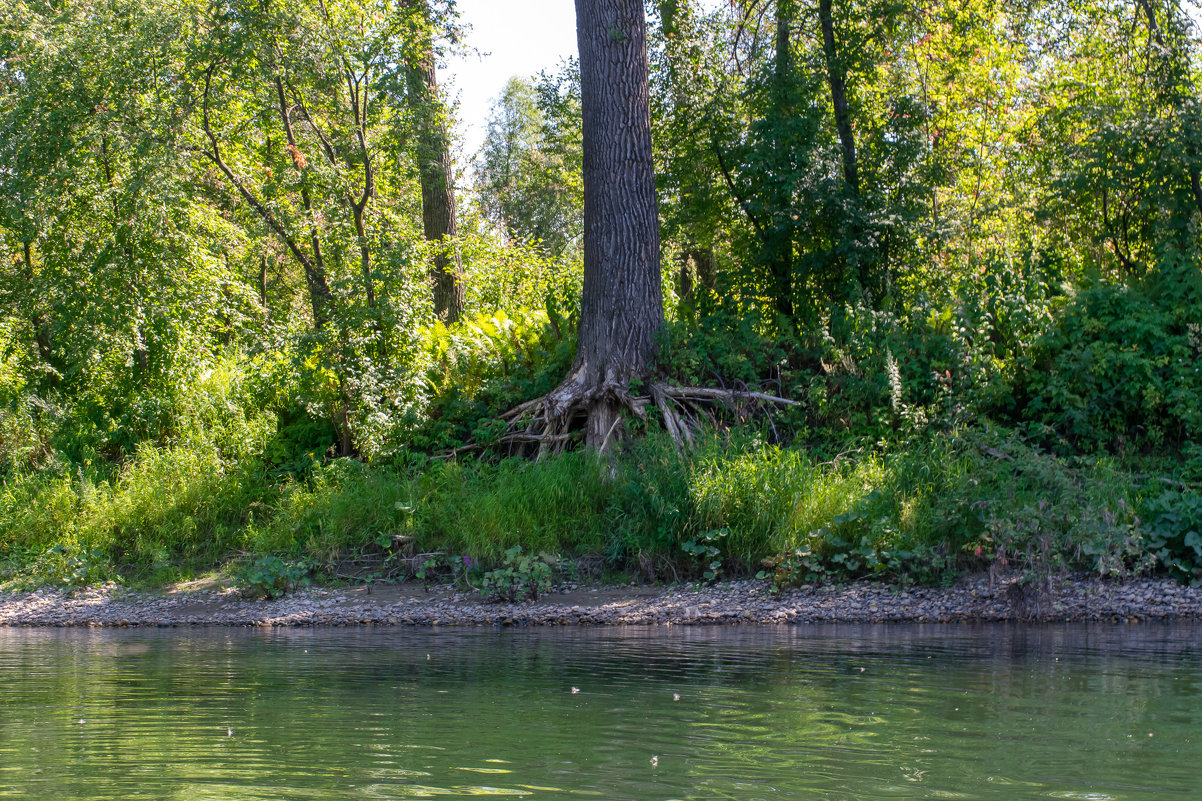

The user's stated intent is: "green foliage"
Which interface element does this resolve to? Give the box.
[412,553,478,589]
[410,306,575,451]
[1,544,118,593]
[0,395,58,477]
[478,546,553,602]
[660,311,792,387]
[2,0,1201,599]
[262,404,339,478]
[460,235,583,316]
[1141,491,1202,587]
[1021,267,1202,449]
[0,416,1188,594]
[474,75,584,258]
[760,428,1146,588]
[0,438,273,583]
[688,442,882,562]
[246,458,412,563]
[234,555,313,600]
[410,452,612,560]
[681,528,728,582]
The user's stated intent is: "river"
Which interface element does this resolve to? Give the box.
[2,624,1199,799]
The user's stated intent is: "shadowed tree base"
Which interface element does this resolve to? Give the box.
[492,384,799,458]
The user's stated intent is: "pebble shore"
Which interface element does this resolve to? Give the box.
[4,575,1202,627]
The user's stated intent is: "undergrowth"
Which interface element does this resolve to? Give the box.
[3,253,1200,592]
[1,425,1187,591]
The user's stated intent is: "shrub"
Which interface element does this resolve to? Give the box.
[478,546,553,602]
[1,544,117,592]
[0,440,274,583]
[1020,269,1202,450]
[762,428,1145,586]
[1141,490,1202,587]
[408,307,575,453]
[234,555,313,599]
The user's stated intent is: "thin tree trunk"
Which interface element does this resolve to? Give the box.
[275,79,335,325]
[691,248,716,292]
[819,0,859,196]
[771,0,795,325]
[351,207,376,308]
[661,0,719,315]
[99,137,149,372]
[407,41,464,323]
[676,248,716,313]
[1134,0,1202,216]
[312,0,378,311]
[23,242,54,377]
[677,251,694,307]
[551,0,664,446]
[259,254,269,309]
[201,66,332,327]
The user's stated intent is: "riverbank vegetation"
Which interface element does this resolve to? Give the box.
[1,0,1201,593]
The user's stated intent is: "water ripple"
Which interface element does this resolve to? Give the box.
[1,624,1201,799]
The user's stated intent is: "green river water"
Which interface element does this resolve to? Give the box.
[1,624,1200,800]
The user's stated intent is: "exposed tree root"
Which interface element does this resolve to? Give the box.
[491,381,799,458]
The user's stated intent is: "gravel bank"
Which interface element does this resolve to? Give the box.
[4,575,1202,627]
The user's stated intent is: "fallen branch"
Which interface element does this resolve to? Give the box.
[499,397,543,421]
[660,386,800,406]
[979,445,1014,462]
[431,443,483,460]
[1130,474,1202,490]
[498,432,579,445]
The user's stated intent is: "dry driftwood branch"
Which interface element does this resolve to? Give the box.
[650,383,683,452]
[499,431,578,444]
[500,397,543,421]
[651,383,703,453]
[659,386,800,406]
[431,443,482,460]
[979,444,1014,462]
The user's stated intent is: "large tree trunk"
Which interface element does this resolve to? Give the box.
[407,40,464,323]
[548,0,664,447]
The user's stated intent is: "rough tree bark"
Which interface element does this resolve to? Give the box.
[490,0,798,456]
[407,36,464,323]
[541,0,665,447]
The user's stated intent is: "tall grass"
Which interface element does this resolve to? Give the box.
[0,443,273,583]
[0,425,1165,588]
[691,445,888,560]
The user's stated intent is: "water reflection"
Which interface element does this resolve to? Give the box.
[1,624,1200,800]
